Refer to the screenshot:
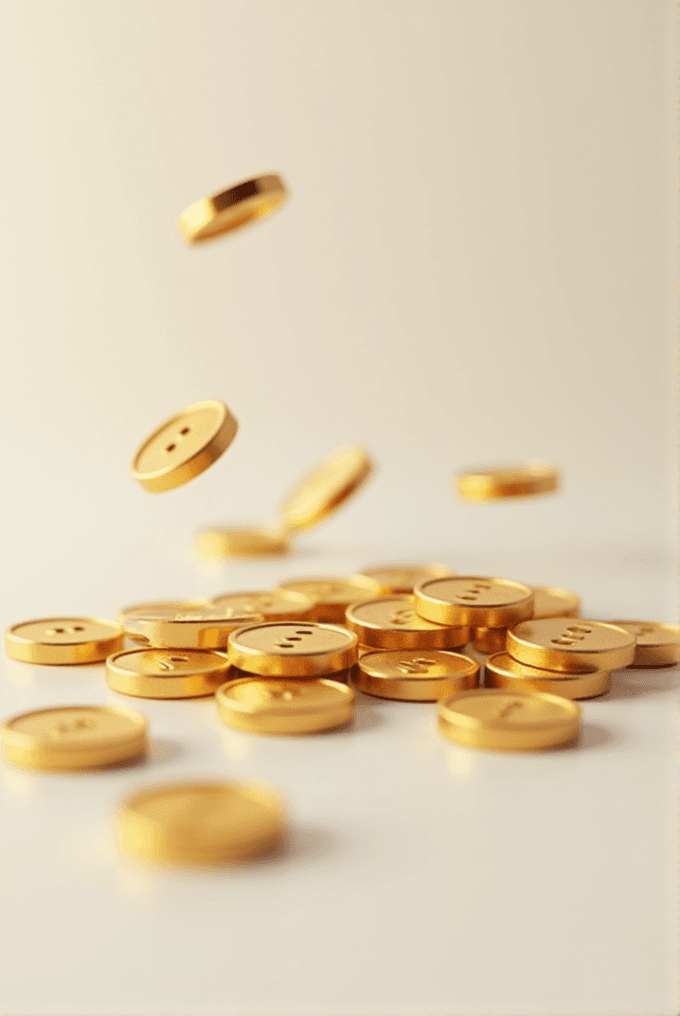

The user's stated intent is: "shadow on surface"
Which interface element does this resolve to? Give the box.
[575,722,619,751]
[146,738,184,764]
[607,669,680,700]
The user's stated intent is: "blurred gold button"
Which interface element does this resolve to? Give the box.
[608,620,680,667]
[470,627,508,654]
[345,596,468,650]
[131,399,238,493]
[355,563,453,594]
[119,600,208,644]
[278,445,374,533]
[210,589,316,622]
[456,461,560,501]
[357,649,479,701]
[216,677,355,734]
[116,781,285,864]
[228,621,357,677]
[119,604,262,650]
[106,648,231,699]
[2,705,147,770]
[506,618,636,672]
[484,652,610,700]
[437,688,581,751]
[532,586,581,619]
[415,576,534,628]
[176,174,288,244]
[277,575,382,623]
[195,526,289,559]
[5,617,123,665]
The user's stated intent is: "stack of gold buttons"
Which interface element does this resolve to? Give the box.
[276,576,382,623]
[472,584,581,655]
[117,601,263,650]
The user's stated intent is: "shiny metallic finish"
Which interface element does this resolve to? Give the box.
[471,627,507,654]
[415,576,534,628]
[176,174,288,244]
[345,596,468,650]
[437,688,581,751]
[456,461,560,501]
[276,576,382,623]
[356,649,479,702]
[355,563,453,595]
[119,604,263,650]
[210,589,316,622]
[195,526,289,559]
[5,617,123,665]
[507,618,636,673]
[216,677,355,735]
[532,586,581,619]
[228,621,358,677]
[106,648,231,699]
[278,445,374,533]
[608,620,680,667]
[484,652,610,700]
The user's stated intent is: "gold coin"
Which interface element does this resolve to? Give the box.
[116,781,285,864]
[437,688,581,751]
[484,652,610,700]
[532,586,581,619]
[131,399,238,493]
[176,174,288,244]
[195,526,289,559]
[278,445,374,533]
[456,461,560,501]
[5,617,123,665]
[209,589,315,621]
[356,649,479,702]
[608,620,680,667]
[276,576,382,623]
[506,618,636,672]
[471,627,507,654]
[106,649,231,699]
[355,563,453,594]
[1,705,147,770]
[415,576,534,628]
[120,605,263,650]
[345,596,468,650]
[119,600,208,643]
[216,677,355,735]
[227,621,357,677]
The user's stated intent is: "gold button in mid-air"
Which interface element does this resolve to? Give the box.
[532,586,581,619]
[209,589,316,622]
[130,399,238,493]
[345,596,468,650]
[116,781,285,864]
[414,576,534,628]
[437,687,581,751]
[455,461,560,501]
[227,621,357,677]
[216,677,356,734]
[506,618,636,673]
[355,563,453,595]
[106,648,232,699]
[195,526,289,559]
[356,649,479,702]
[277,445,374,533]
[470,627,508,655]
[118,604,263,650]
[607,620,680,668]
[5,617,123,665]
[1,705,148,770]
[176,174,288,245]
[484,652,610,700]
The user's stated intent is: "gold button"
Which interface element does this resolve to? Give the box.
[355,562,454,594]
[437,688,581,751]
[608,620,680,667]
[106,648,232,699]
[176,174,288,244]
[532,586,581,619]
[278,445,374,533]
[131,399,238,493]
[227,621,357,677]
[119,604,263,650]
[116,781,285,864]
[506,618,636,672]
[484,652,610,700]
[1,705,147,770]
[5,617,123,665]
[216,677,356,735]
[276,576,382,623]
[210,589,316,622]
[455,461,560,501]
[119,600,208,643]
[345,596,468,650]
[415,576,534,628]
[356,649,479,702]
[470,627,508,655]
[195,526,289,559]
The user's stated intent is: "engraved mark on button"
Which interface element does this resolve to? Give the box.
[266,684,302,701]
[497,699,523,720]
[388,607,415,626]
[457,581,493,602]
[50,716,97,738]
[158,655,190,671]
[551,624,593,646]
[46,625,86,636]
[165,425,191,453]
[396,657,436,674]
[274,628,315,650]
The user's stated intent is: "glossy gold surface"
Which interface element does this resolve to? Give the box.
[471,627,507,654]
[415,576,534,627]
[5,617,123,665]
[195,526,289,559]
[356,649,479,702]
[507,618,636,672]
[456,461,560,501]
[532,586,581,619]
[176,174,287,244]
[116,781,285,864]
[106,648,231,699]
[437,688,581,751]
[345,596,468,650]
[484,652,610,700]
[210,589,316,622]
[119,600,208,643]
[278,445,374,533]
[277,576,382,623]
[608,620,680,667]
[227,621,357,677]
[119,604,263,650]
[131,399,238,493]
[216,677,355,734]
[355,563,453,594]
[1,705,147,770]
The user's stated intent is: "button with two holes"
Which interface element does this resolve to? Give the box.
[227,621,357,677]
[106,648,232,699]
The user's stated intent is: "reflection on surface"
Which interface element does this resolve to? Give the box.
[446,745,478,777]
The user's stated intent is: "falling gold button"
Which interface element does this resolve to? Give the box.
[176,174,288,244]
[278,445,374,533]
[506,618,636,673]
[118,604,263,650]
[355,563,453,594]
[131,399,238,493]
[484,652,610,700]
[437,688,581,751]
[216,677,355,734]
[356,649,479,701]
[209,589,316,622]
[415,576,534,628]
[227,621,357,677]
[5,617,123,665]
[195,526,289,559]
[608,620,680,667]
[276,576,382,623]
[456,461,560,501]
[106,648,231,699]
[345,596,468,650]
[1,705,148,770]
